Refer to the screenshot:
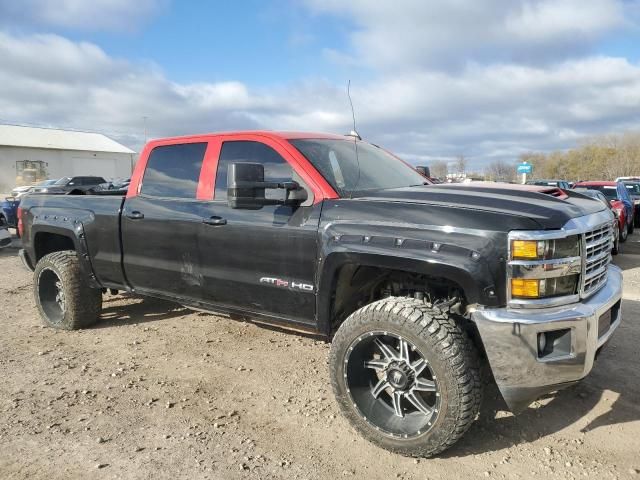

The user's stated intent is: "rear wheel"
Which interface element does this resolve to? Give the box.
[330,297,482,457]
[33,251,102,329]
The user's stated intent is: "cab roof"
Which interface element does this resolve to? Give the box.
[147,131,348,144]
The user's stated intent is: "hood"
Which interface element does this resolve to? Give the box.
[358,183,606,229]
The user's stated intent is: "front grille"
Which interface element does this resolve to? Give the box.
[581,222,613,296]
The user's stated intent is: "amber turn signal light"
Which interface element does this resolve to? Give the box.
[511,278,540,298]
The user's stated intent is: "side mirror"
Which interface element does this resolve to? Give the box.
[227,162,305,210]
[416,165,431,178]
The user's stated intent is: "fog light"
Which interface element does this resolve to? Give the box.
[538,332,547,353]
[511,278,540,298]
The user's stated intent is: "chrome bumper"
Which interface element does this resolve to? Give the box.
[472,264,623,413]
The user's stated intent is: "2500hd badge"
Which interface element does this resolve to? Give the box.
[260,276,314,292]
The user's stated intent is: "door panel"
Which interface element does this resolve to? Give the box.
[121,196,204,299]
[197,138,321,326]
[198,201,321,324]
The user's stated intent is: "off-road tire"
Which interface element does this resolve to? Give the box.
[330,297,482,457]
[33,250,102,330]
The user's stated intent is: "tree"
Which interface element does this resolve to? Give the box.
[430,160,449,179]
[485,159,516,182]
[454,155,467,176]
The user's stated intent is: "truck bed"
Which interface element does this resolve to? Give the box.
[20,193,127,288]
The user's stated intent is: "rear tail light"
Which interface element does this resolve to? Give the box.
[17,207,23,237]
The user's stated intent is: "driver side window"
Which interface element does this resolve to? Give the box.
[214,141,294,200]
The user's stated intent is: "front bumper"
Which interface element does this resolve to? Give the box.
[472,265,623,413]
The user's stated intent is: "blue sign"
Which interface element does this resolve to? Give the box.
[517,162,533,174]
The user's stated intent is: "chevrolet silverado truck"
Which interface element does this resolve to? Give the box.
[17,131,623,457]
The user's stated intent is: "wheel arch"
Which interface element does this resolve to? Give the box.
[30,223,101,288]
[316,251,498,337]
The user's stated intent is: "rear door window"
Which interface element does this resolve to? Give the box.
[141,143,207,198]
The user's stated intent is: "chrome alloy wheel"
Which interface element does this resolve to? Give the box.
[344,331,440,438]
[37,267,66,324]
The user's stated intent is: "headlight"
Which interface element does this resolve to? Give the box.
[508,234,582,304]
[510,236,580,261]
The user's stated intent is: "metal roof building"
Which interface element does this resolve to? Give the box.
[0,124,136,192]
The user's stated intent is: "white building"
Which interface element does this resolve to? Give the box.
[0,124,136,192]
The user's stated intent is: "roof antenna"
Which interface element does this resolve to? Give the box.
[346,80,361,140]
[347,80,361,198]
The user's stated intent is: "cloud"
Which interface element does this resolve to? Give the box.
[1,1,640,173]
[0,0,166,32]
[305,0,629,71]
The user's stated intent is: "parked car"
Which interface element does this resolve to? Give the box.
[89,177,131,194]
[0,225,11,248]
[526,179,570,189]
[622,181,640,227]
[18,131,622,457]
[573,181,634,240]
[616,176,640,182]
[31,176,106,194]
[574,188,620,254]
[0,196,20,229]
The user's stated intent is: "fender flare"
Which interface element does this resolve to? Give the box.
[315,251,498,336]
[29,218,101,289]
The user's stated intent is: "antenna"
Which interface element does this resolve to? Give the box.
[347,80,361,197]
[347,80,361,139]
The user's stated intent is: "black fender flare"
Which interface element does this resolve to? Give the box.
[315,250,498,336]
[28,216,101,289]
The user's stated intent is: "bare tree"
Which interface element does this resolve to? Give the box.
[430,160,449,179]
[454,155,467,176]
[485,159,516,182]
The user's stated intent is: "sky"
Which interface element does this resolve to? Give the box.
[1,0,640,171]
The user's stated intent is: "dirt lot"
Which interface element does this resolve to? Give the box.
[1,232,639,480]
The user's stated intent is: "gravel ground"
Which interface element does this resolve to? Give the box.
[1,230,639,479]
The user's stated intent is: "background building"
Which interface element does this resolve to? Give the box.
[0,124,136,192]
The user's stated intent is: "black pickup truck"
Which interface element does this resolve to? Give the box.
[18,131,623,457]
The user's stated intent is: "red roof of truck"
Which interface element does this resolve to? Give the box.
[147,131,346,144]
[573,181,617,187]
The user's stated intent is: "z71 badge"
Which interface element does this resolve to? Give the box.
[259,276,314,292]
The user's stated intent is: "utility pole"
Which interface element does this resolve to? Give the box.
[143,116,148,144]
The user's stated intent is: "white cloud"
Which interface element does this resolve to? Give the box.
[1,0,640,171]
[305,0,629,71]
[0,0,166,31]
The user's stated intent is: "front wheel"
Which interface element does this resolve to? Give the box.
[620,222,628,243]
[330,297,482,457]
[34,251,102,329]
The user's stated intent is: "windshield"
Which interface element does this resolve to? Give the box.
[54,177,71,185]
[290,139,427,196]
[37,179,57,186]
[624,183,640,195]
[582,185,618,201]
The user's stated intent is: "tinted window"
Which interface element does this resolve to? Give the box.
[141,143,207,198]
[215,141,293,200]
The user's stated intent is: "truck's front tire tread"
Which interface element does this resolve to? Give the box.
[330,297,482,457]
[33,250,102,330]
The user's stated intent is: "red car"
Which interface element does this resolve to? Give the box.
[573,181,634,242]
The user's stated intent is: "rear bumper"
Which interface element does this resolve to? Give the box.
[472,265,623,412]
